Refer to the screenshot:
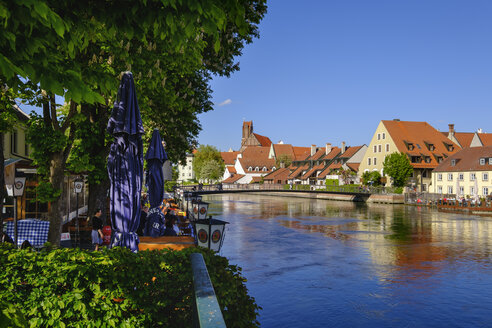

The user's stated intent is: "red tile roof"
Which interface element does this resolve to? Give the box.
[226,166,237,174]
[382,120,460,169]
[477,133,492,146]
[239,146,276,172]
[442,132,475,148]
[346,163,360,172]
[250,176,263,183]
[300,164,324,180]
[273,144,295,159]
[221,151,240,165]
[293,147,311,161]
[433,146,492,172]
[288,164,309,179]
[339,145,363,158]
[263,168,291,183]
[222,174,245,184]
[253,133,272,147]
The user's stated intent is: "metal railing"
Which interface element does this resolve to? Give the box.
[177,183,401,195]
[190,253,226,328]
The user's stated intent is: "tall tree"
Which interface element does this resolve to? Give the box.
[383,152,413,187]
[193,145,225,182]
[4,0,267,245]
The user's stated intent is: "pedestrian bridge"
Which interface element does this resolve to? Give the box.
[174,184,394,203]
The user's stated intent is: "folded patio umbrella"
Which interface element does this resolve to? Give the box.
[107,72,144,252]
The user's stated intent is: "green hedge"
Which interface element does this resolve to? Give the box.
[0,244,260,328]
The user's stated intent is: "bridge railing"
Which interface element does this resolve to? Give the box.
[177,183,401,195]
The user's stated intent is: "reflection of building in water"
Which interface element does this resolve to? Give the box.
[205,194,492,284]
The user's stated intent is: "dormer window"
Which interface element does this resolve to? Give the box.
[425,142,435,151]
[437,157,443,163]
[489,158,492,165]
[451,159,456,166]
[407,143,414,151]
[248,166,253,171]
[255,167,259,172]
[411,156,421,163]
[262,167,267,172]
[424,156,431,163]
[272,167,276,171]
[480,158,486,165]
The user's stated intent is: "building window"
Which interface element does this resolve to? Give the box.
[470,186,475,195]
[377,133,380,140]
[422,184,427,191]
[480,158,485,165]
[248,166,253,171]
[448,186,453,194]
[373,145,377,153]
[470,173,476,181]
[255,167,259,172]
[458,173,464,181]
[378,145,381,152]
[448,173,453,181]
[451,159,456,166]
[490,158,492,165]
[484,187,489,196]
[459,186,464,195]
[437,186,443,193]
[373,157,377,165]
[386,144,389,152]
[483,173,489,181]
[437,173,442,181]
[422,170,427,178]
[368,158,371,165]
[262,167,267,172]
[382,133,385,139]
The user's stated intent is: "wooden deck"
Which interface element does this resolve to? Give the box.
[138,236,196,251]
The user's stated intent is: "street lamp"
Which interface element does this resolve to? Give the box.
[6,176,26,247]
[73,177,84,248]
[195,215,229,252]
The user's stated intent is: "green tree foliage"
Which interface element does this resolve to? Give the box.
[361,171,382,186]
[0,244,261,327]
[2,0,267,245]
[275,154,292,168]
[193,145,225,182]
[383,152,413,187]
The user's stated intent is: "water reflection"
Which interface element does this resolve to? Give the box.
[205,194,492,328]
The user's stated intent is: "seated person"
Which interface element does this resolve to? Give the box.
[163,218,177,236]
[165,213,180,235]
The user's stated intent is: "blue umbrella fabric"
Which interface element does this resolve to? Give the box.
[144,129,168,236]
[107,72,144,252]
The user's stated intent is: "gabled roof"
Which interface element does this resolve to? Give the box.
[263,167,291,181]
[317,163,343,179]
[306,149,325,161]
[250,176,263,183]
[433,146,492,172]
[346,163,360,172]
[273,144,295,159]
[226,166,237,174]
[339,145,363,159]
[221,151,240,165]
[288,164,309,179]
[382,120,460,168]
[238,146,276,172]
[222,174,245,184]
[300,164,324,180]
[293,147,311,161]
[253,133,272,147]
[477,133,492,146]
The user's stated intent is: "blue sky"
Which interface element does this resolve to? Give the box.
[199,0,492,151]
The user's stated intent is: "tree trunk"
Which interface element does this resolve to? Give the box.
[0,133,5,233]
[47,152,67,246]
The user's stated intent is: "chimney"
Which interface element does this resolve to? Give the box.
[341,141,346,154]
[311,144,316,156]
[325,143,332,155]
[448,124,455,138]
[280,161,285,169]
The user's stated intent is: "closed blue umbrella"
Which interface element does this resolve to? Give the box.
[107,72,144,252]
[144,129,167,236]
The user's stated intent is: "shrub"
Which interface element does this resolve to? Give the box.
[0,244,260,328]
[325,179,339,186]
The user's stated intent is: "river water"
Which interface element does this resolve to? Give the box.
[203,193,492,328]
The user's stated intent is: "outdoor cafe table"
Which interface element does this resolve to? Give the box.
[5,219,50,248]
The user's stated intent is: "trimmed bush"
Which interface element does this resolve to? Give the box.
[0,244,260,327]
